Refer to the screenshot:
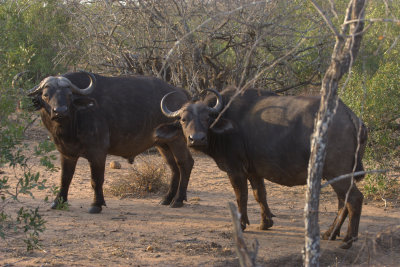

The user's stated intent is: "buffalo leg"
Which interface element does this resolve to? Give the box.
[228,172,250,231]
[165,139,194,208]
[88,155,107,214]
[322,198,347,240]
[341,185,363,249]
[52,155,78,209]
[157,144,181,206]
[248,177,274,230]
[328,181,363,249]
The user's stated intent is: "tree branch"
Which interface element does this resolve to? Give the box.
[321,170,388,189]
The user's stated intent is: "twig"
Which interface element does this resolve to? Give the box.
[210,38,305,129]
[321,170,389,188]
[310,0,341,37]
[381,196,388,208]
[158,1,266,77]
[23,115,40,134]
[342,17,400,25]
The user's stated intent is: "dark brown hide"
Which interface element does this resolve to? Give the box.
[155,87,367,248]
[30,71,193,213]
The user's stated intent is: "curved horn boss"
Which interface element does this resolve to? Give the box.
[68,71,96,95]
[160,88,223,119]
[27,85,41,97]
[160,92,181,118]
[205,88,223,114]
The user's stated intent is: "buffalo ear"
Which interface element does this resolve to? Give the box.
[73,96,97,110]
[210,118,235,134]
[31,95,44,110]
[154,122,182,142]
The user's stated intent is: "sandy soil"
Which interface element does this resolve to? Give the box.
[1,123,399,267]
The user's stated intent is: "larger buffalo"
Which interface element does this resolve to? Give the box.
[28,71,193,213]
[155,88,367,249]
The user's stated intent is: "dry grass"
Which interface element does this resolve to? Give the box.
[106,157,169,198]
[352,225,400,266]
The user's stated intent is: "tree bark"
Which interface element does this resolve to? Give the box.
[304,1,366,266]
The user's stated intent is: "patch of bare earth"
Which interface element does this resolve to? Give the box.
[1,123,399,266]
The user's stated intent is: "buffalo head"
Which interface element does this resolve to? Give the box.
[156,89,234,147]
[27,71,96,122]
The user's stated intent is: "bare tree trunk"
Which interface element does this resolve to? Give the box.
[304,1,366,266]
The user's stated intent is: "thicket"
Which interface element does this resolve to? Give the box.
[340,1,400,202]
[57,0,332,94]
[0,0,69,250]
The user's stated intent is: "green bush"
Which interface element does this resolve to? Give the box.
[0,114,53,250]
[0,0,72,250]
[340,2,400,202]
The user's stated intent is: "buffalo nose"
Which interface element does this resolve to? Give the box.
[188,132,207,146]
[52,106,68,120]
[53,106,68,115]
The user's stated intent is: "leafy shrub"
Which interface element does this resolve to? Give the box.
[0,115,55,250]
[0,0,69,250]
[340,15,400,203]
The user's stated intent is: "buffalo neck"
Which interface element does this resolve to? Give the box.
[41,109,77,143]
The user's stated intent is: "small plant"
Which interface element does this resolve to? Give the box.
[52,196,70,211]
[16,207,46,251]
[34,139,58,172]
[106,157,168,198]
[1,110,56,251]
[1,0,69,252]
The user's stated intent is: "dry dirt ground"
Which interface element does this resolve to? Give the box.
[1,123,399,267]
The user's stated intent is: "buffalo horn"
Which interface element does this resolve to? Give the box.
[27,85,40,96]
[206,88,223,114]
[160,92,181,118]
[69,71,96,95]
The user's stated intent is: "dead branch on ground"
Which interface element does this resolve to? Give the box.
[228,202,259,267]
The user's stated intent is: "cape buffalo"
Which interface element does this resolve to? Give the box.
[28,71,193,213]
[155,88,367,249]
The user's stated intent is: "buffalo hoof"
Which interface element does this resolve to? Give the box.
[260,219,274,230]
[322,230,339,240]
[339,241,353,249]
[339,236,356,249]
[159,198,172,206]
[51,201,59,209]
[322,231,332,240]
[170,200,184,208]
[127,156,134,164]
[88,206,102,214]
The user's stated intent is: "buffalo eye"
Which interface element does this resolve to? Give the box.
[42,92,49,100]
[181,117,187,124]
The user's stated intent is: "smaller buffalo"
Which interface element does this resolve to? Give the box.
[28,71,194,213]
[155,88,367,249]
